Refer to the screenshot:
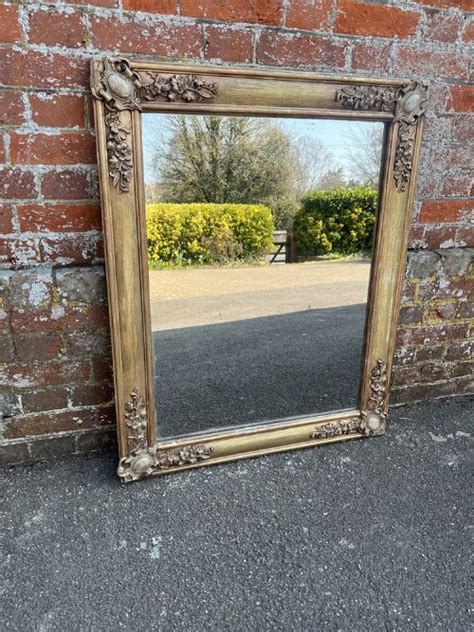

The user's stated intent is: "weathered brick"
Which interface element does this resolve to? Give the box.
[90,16,203,58]
[28,8,86,48]
[0,205,15,234]
[0,4,21,44]
[257,31,346,69]
[285,0,332,32]
[205,26,254,63]
[55,267,106,304]
[41,169,93,200]
[0,393,22,420]
[415,0,472,10]
[18,203,101,233]
[437,248,472,277]
[7,268,53,309]
[3,407,110,439]
[424,225,457,250]
[0,91,24,126]
[30,94,86,129]
[10,132,96,165]
[351,42,391,73]
[0,49,88,90]
[21,388,69,414]
[395,45,470,81]
[0,237,39,266]
[181,0,283,25]
[0,167,37,200]
[424,11,462,44]
[440,175,473,198]
[335,1,420,38]
[123,0,176,12]
[14,334,64,362]
[39,235,100,265]
[420,200,473,224]
[75,427,117,454]
[407,251,440,278]
[445,340,472,362]
[398,305,423,325]
[447,85,474,113]
[70,383,113,407]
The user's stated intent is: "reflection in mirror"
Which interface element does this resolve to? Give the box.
[142,114,384,438]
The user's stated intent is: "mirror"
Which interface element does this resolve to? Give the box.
[142,114,384,439]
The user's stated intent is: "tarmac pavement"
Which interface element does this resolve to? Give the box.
[2,396,472,631]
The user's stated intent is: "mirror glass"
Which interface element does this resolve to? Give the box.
[142,114,384,438]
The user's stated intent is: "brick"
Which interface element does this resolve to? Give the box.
[204,26,254,63]
[0,393,22,419]
[406,250,440,278]
[28,8,86,49]
[453,116,474,142]
[181,0,284,25]
[0,49,88,90]
[0,337,15,363]
[406,324,468,348]
[0,91,24,126]
[76,427,117,454]
[21,388,69,414]
[0,167,36,199]
[30,94,86,129]
[39,235,100,265]
[10,132,96,166]
[395,45,469,81]
[445,340,472,362]
[55,267,106,304]
[123,0,176,12]
[64,332,111,357]
[285,0,332,32]
[0,3,21,44]
[415,344,445,363]
[18,203,101,233]
[90,355,113,382]
[0,237,39,266]
[464,19,474,42]
[425,11,462,44]
[447,86,474,113]
[14,334,64,362]
[10,305,109,334]
[351,42,391,73]
[424,302,458,323]
[7,268,53,309]
[415,0,472,10]
[398,305,423,325]
[437,248,472,277]
[0,442,30,466]
[335,1,420,38]
[28,433,78,459]
[257,31,345,69]
[424,225,457,250]
[61,0,117,5]
[440,175,472,198]
[0,205,15,234]
[419,200,474,224]
[3,408,107,440]
[41,169,92,200]
[70,383,113,407]
[456,226,474,248]
[3,360,90,390]
[90,16,202,58]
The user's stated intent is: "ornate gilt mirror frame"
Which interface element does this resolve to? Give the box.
[90,58,426,483]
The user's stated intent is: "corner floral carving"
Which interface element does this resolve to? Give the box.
[124,390,148,450]
[117,443,214,483]
[90,57,218,192]
[360,359,388,436]
[311,359,388,441]
[336,85,398,112]
[336,82,427,192]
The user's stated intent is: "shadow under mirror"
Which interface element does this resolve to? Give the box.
[142,113,384,438]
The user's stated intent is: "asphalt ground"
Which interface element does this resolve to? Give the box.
[2,396,472,631]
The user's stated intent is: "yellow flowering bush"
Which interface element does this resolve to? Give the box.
[293,187,378,256]
[146,203,274,266]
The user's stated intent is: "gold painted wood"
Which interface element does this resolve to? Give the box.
[90,57,426,482]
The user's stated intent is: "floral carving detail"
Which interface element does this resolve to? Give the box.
[139,74,218,103]
[360,359,388,436]
[90,57,218,192]
[336,85,398,112]
[105,111,133,193]
[336,82,427,192]
[124,390,147,450]
[117,443,214,483]
[311,417,362,440]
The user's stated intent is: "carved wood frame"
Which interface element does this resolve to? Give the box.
[90,58,426,483]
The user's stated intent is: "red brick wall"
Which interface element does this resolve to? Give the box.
[1,0,472,463]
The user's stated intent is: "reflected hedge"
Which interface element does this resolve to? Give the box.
[146,203,274,266]
[293,187,378,256]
